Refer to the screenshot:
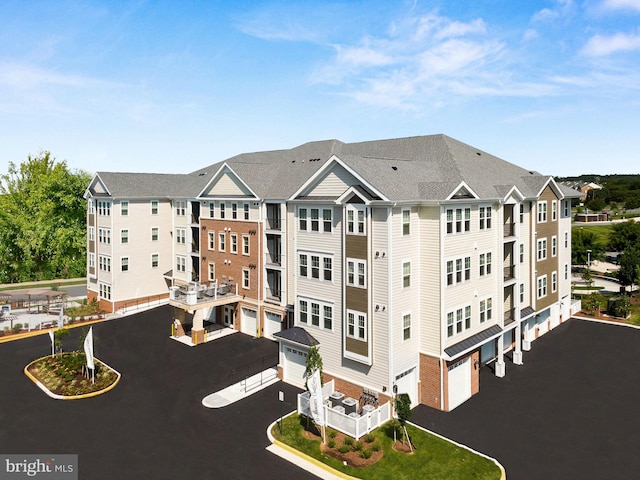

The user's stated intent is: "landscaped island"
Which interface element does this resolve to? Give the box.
[25,352,120,399]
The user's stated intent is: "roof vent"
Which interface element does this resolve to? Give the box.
[198,172,207,176]
[476,152,481,156]
[392,166,398,171]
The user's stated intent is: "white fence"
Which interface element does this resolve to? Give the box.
[571,298,582,315]
[297,380,392,440]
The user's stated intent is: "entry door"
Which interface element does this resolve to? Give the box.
[223,306,234,327]
[448,357,472,411]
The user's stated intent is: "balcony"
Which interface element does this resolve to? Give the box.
[503,222,515,238]
[169,282,239,309]
[504,308,516,325]
[265,252,281,266]
[265,286,282,303]
[503,264,516,282]
[266,216,281,231]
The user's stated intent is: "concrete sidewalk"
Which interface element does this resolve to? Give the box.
[202,367,279,408]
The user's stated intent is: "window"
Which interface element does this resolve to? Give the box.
[323,209,332,232]
[151,200,158,215]
[98,228,111,245]
[311,303,320,327]
[299,254,308,277]
[448,306,471,337]
[537,201,547,223]
[552,271,557,292]
[151,227,159,241]
[208,262,215,282]
[446,208,470,234]
[347,207,366,235]
[99,283,111,300]
[176,256,186,273]
[310,208,319,231]
[456,259,463,283]
[88,227,95,242]
[176,228,186,245]
[519,243,524,263]
[447,260,454,286]
[88,253,95,269]
[151,254,159,268]
[242,268,250,289]
[480,298,493,323]
[347,259,366,288]
[565,263,569,280]
[480,206,492,230]
[537,275,547,298]
[176,201,186,216]
[242,235,250,255]
[208,232,215,250]
[564,232,568,248]
[232,203,237,219]
[551,200,557,221]
[323,305,333,330]
[323,257,332,281]
[552,236,557,257]
[98,255,111,272]
[447,312,454,337]
[219,202,225,219]
[218,233,226,252]
[121,201,128,216]
[121,257,129,272]
[563,200,570,217]
[465,305,471,330]
[465,255,473,279]
[347,310,367,340]
[402,210,410,235]
[299,300,308,324]
[456,309,463,334]
[97,201,111,216]
[403,262,411,288]
[403,313,411,340]
[88,200,95,214]
[519,204,524,224]
[243,203,249,220]
[537,238,547,261]
[520,283,525,303]
[209,202,214,218]
[311,255,320,279]
[450,256,472,284]
[230,234,238,254]
[479,253,491,276]
[299,208,307,230]
[121,229,129,244]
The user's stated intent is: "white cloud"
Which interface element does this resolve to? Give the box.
[531,0,576,23]
[601,0,640,11]
[581,32,640,55]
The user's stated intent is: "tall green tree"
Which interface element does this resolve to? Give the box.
[0,152,91,283]
[618,247,640,290]
[609,221,640,252]
[572,228,605,266]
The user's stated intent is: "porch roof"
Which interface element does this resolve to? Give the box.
[444,325,503,360]
[273,327,319,347]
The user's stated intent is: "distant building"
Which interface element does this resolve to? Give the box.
[560,181,603,202]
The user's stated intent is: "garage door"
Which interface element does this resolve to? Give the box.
[395,367,418,408]
[283,346,307,388]
[263,311,282,341]
[448,357,471,411]
[241,307,257,336]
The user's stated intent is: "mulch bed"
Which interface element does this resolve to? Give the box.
[302,427,385,467]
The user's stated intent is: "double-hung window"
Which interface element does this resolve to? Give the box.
[480,298,492,323]
[537,238,547,261]
[151,200,158,215]
[402,210,410,235]
[310,208,319,231]
[479,253,491,276]
[232,203,238,219]
[537,201,547,223]
[347,259,366,288]
[347,310,367,340]
[537,275,547,298]
[403,314,411,340]
[323,209,332,232]
[479,206,492,230]
[403,262,411,288]
[552,236,557,257]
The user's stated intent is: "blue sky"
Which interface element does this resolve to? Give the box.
[1,0,639,177]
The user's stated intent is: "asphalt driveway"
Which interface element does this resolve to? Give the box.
[412,318,640,480]
[0,305,315,480]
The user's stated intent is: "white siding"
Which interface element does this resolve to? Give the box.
[419,205,441,355]
[204,170,253,196]
[305,164,359,197]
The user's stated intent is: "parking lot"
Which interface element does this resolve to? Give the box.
[2,308,639,480]
[412,319,640,480]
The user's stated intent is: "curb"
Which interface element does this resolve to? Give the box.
[24,356,121,400]
[572,314,640,330]
[0,317,109,344]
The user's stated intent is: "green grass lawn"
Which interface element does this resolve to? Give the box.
[272,413,502,480]
[572,224,613,246]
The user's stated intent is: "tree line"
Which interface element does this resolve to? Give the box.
[0,152,91,283]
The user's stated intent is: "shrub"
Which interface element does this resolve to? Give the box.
[338,445,351,454]
[327,439,336,449]
[353,441,364,452]
[371,443,381,452]
[343,437,353,446]
[365,433,375,443]
[328,430,337,439]
[361,449,372,459]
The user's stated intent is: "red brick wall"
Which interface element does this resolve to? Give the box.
[419,353,442,410]
[470,351,480,395]
[322,372,391,406]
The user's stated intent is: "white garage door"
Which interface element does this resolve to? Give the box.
[241,307,257,336]
[395,367,418,408]
[283,346,307,388]
[263,311,282,341]
[448,357,471,411]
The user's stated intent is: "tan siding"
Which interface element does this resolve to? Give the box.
[346,286,367,312]
[346,337,368,356]
[346,235,367,259]
[535,186,560,310]
[306,164,359,197]
[206,171,253,196]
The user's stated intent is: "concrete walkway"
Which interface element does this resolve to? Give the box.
[202,366,279,408]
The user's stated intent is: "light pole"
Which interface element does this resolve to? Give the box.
[587,249,592,269]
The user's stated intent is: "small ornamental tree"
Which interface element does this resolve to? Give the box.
[395,393,414,451]
[304,346,323,388]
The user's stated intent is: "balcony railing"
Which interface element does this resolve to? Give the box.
[503,222,515,237]
[265,252,281,266]
[265,287,282,302]
[170,282,238,307]
[503,264,516,281]
[266,216,281,230]
[504,308,515,324]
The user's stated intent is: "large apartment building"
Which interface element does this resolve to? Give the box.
[84,134,581,411]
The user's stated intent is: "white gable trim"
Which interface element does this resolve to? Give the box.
[336,185,372,205]
[289,155,389,202]
[535,177,563,200]
[197,163,259,199]
[502,186,525,203]
[83,173,111,199]
[445,181,479,201]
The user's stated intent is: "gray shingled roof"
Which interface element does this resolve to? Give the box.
[273,327,319,347]
[93,134,567,202]
[444,324,503,359]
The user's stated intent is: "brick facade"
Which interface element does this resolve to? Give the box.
[419,353,442,410]
[322,372,392,407]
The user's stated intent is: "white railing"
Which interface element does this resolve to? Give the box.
[297,381,392,440]
[571,298,582,315]
[241,367,278,393]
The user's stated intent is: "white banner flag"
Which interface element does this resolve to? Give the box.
[307,369,325,426]
[58,306,64,327]
[84,327,95,370]
[48,330,54,356]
